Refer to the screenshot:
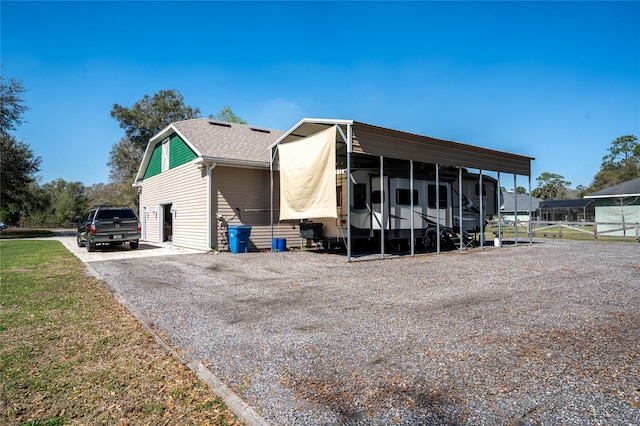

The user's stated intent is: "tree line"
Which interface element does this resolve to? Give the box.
[1,76,638,227]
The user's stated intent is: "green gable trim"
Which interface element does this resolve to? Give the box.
[142,133,197,180]
[169,133,197,168]
[143,142,163,179]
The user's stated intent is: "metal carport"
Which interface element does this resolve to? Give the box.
[269,118,534,260]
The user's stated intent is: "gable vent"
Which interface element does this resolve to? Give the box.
[250,127,271,134]
[209,120,232,127]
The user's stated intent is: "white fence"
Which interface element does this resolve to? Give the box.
[493,220,640,241]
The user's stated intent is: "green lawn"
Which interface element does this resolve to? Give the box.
[0,240,237,426]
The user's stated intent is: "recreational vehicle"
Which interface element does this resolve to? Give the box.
[302,165,498,251]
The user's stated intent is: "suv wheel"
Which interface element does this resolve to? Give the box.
[77,234,86,247]
[129,240,139,250]
[86,239,96,252]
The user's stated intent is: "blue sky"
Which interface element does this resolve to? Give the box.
[3,1,639,189]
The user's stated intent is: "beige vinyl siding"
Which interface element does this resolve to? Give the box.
[139,161,209,250]
[212,166,300,251]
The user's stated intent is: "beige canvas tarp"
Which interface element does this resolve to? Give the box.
[279,125,337,220]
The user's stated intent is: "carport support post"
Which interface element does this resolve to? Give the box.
[479,170,484,249]
[514,174,518,246]
[459,166,463,251]
[380,155,385,259]
[410,160,415,256]
[529,174,533,244]
[436,164,441,253]
[347,124,353,262]
[497,172,502,247]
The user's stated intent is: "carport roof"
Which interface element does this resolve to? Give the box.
[272,118,534,176]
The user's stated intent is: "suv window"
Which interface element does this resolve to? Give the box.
[95,209,137,220]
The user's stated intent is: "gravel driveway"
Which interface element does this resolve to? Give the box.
[87,239,640,425]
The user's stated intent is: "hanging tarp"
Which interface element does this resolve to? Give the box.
[279,125,337,220]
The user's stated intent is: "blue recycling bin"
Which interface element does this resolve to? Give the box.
[272,238,287,252]
[228,225,252,253]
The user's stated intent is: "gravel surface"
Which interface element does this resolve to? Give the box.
[88,239,640,425]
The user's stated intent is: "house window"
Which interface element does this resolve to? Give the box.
[475,183,487,196]
[161,138,170,172]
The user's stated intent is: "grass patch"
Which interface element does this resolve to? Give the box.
[0,240,238,425]
[0,229,57,239]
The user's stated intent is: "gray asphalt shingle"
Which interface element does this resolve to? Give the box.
[172,118,285,164]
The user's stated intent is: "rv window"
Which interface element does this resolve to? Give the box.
[396,189,418,206]
[353,184,367,209]
[371,190,384,204]
[475,183,487,196]
[428,185,448,209]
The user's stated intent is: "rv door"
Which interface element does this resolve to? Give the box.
[370,177,389,231]
[389,178,423,231]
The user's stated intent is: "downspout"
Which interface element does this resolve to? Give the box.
[205,162,216,250]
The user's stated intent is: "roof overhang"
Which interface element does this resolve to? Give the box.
[197,156,269,170]
[584,193,640,199]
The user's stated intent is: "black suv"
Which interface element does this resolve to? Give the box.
[77,207,141,252]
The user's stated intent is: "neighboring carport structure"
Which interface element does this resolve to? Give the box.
[269,118,535,260]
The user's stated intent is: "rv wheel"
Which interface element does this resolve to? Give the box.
[422,230,437,251]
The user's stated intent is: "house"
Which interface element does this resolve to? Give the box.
[584,176,640,237]
[500,191,542,223]
[133,118,300,251]
[135,117,535,255]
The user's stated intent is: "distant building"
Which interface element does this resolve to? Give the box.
[584,177,640,237]
[500,191,542,222]
[537,198,595,222]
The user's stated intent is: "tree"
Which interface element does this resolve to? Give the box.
[110,89,200,154]
[515,186,528,194]
[0,78,41,224]
[43,179,88,225]
[107,137,143,183]
[588,135,640,193]
[531,172,571,200]
[601,135,639,168]
[209,106,247,124]
[0,77,28,134]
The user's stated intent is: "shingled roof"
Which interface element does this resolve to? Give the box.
[171,118,285,164]
[501,191,542,212]
[585,176,640,198]
[135,118,285,183]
